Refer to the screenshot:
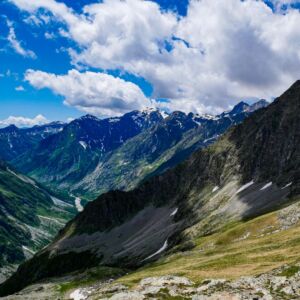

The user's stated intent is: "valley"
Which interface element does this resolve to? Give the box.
[0,161,75,282]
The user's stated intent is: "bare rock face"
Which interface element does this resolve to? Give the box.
[68,264,300,300]
[139,275,193,287]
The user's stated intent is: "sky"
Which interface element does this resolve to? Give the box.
[1,0,300,127]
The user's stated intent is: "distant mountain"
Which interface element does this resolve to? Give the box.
[12,101,267,199]
[73,101,268,197]
[0,160,74,283]
[0,122,65,161]
[13,109,162,198]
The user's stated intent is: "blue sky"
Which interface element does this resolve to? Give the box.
[1,0,300,126]
[0,0,188,123]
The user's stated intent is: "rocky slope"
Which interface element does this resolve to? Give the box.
[68,265,300,300]
[0,82,297,297]
[13,102,266,199]
[0,160,75,283]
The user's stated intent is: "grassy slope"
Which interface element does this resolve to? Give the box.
[118,196,300,287]
[48,196,300,296]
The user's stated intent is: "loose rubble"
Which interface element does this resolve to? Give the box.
[68,264,300,299]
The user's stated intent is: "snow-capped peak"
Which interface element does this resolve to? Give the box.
[161,111,170,119]
[193,113,219,122]
[79,114,99,121]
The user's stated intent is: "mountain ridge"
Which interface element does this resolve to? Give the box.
[10,100,268,199]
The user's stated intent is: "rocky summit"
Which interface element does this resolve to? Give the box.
[0,81,298,299]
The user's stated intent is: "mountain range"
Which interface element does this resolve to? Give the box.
[0,82,298,299]
[0,122,64,162]
[2,100,268,200]
[0,99,268,284]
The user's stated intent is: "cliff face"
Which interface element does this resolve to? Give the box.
[0,82,299,297]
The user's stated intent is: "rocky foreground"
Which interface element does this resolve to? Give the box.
[67,264,300,300]
[4,263,300,300]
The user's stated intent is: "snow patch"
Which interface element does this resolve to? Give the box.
[142,107,156,114]
[38,215,65,226]
[203,135,219,143]
[260,182,272,190]
[143,240,168,261]
[75,197,83,212]
[79,141,87,150]
[22,245,35,258]
[109,117,120,123]
[236,180,254,194]
[70,289,87,300]
[281,182,292,189]
[212,186,219,192]
[51,196,73,207]
[170,208,178,217]
[194,113,220,121]
[22,245,35,254]
[161,111,169,119]
[193,119,202,126]
[8,137,13,149]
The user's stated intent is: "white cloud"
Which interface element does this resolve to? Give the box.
[0,114,49,128]
[25,69,151,116]
[6,20,36,59]
[15,85,25,91]
[44,32,56,39]
[23,15,43,26]
[9,0,300,114]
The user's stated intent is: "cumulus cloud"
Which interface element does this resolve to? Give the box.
[0,114,49,128]
[15,85,25,91]
[9,0,300,114]
[7,20,36,59]
[44,32,56,39]
[25,69,151,116]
